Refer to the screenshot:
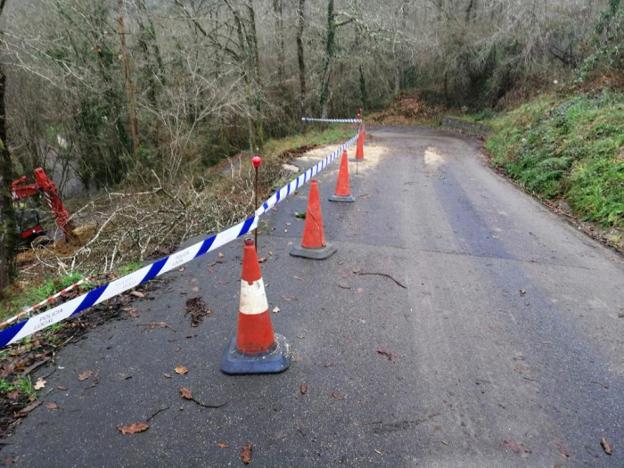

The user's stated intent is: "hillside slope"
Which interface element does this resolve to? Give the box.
[485,91,624,245]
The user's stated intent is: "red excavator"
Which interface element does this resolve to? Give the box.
[11,168,74,243]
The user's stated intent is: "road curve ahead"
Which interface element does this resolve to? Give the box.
[4,126,624,466]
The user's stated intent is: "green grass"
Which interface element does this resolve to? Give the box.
[0,272,86,322]
[263,127,355,157]
[116,262,143,277]
[15,376,35,398]
[486,90,624,229]
[0,378,15,394]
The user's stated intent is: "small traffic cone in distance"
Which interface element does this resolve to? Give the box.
[290,180,337,260]
[329,149,355,203]
[354,129,364,161]
[221,239,290,375]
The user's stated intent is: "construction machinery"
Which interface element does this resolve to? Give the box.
[10,168,74,242]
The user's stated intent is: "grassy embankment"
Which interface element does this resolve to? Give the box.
[484,90,623,244]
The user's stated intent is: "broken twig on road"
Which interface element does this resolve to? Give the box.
[354,271,407,289]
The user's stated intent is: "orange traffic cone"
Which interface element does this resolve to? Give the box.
[221,239,290,375]
[290,180,337,260]
[329,149,355,203]
[354,129,364,161]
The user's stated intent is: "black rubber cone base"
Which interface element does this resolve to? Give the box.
[220,334,290,375]
[329,194,355,203]
[290,242,337,260]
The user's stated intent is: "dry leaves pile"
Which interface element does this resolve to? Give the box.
[185,297,212,327]
[368,94,446,125]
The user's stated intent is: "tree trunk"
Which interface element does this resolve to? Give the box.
[136,0,165,110]
[245,0,261,84]
[273,0,285,82]
[0,0,16,293]
[319,0,336,118]
[394,0,409,96]
[359,65,368,109]
[117,0,139,156]
[296,0,307,118]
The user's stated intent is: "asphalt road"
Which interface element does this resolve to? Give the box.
[3,126,624,467]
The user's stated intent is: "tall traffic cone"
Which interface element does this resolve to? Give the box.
[329,149,355,203]
[221,239,290,375]
[290,180,337,260]
[354,128,365,161]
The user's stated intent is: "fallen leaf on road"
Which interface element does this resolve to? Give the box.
[185,297,212,327]
[7,390,19,400]
[180,387,193,400]
[377,350,394,361]
[175,366,188,375]
[218,442,229,449]
[337,283,351,289]
[78,369,93,381]
[299,383,308,395]
[258,256,268,263]
[45,402,59,410]
[293,275,303,281]
[56,385,68,391]
[117,422,150,434]
[163,373,172,379]
[240,443,253,464]
[272,306,280,314]
[519,289,527,296]
[218,252,224,259]
[502,439,531,455]
[601,437,613,455]
[130,290,145,299]
[34,378,46,390]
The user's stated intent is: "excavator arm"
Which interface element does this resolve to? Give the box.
[11,168,74,241]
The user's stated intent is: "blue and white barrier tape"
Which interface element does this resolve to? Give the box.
[302,117,362,124]
[257,134,358,216]
[0,133,359,349]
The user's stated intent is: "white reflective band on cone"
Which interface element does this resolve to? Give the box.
[239,279,269,315]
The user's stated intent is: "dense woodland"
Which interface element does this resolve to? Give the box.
[1,0,623,289]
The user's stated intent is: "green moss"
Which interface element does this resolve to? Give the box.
[486,90,624,228]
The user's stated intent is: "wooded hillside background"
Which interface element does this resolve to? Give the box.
[0,0,622,289]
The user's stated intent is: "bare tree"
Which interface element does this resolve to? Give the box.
[0,0,15,293]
